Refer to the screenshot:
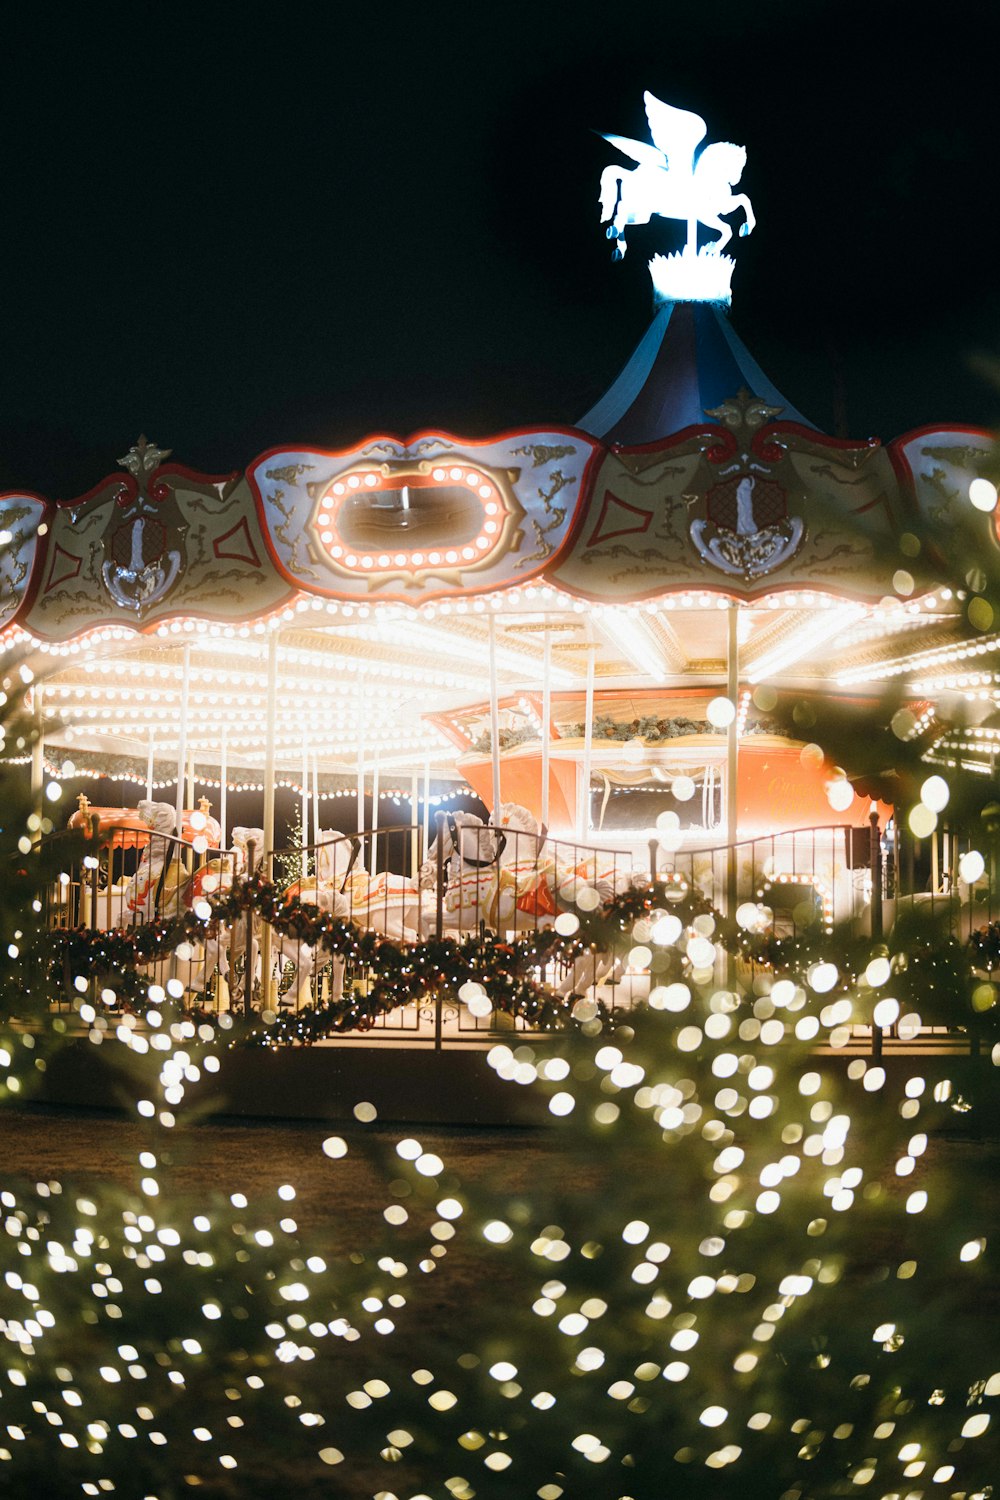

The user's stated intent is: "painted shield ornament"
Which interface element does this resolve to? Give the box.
[599,93,755,305]
[690,474,804,580]
[100,436,186,614]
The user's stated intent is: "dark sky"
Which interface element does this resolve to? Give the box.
[2,0,999,498]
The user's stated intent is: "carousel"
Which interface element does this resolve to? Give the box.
[2,94,997,1041]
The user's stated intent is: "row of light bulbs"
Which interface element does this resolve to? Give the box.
[40,759,473,800]
[59,722,446,754]
[836,623,1000,687]
[4,578,947,665]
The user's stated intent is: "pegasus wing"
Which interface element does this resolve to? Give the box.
[643,93,706,168]
[600,131,666,169]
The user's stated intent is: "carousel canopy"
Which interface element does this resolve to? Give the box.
[577,300,816,442]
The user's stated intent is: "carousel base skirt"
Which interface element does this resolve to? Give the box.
[35,1035,1000,1129]
[38,1037,552,1126]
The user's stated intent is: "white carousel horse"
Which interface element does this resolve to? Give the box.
[418,804,638,998]
[162,831,251,999]
[122,801,187,926]
[278,830,360,1002]
[181,827,318,1011]
[298,830,422,942]
[423,803,634,933]
[122,801,226,928]
[126,824,250,1002]
[417,812,504,935]
[242,828,323,1008]
[278,828,424,1006]
[501,803,637,910]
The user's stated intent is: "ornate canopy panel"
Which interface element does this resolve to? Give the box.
[246,429,600,604]
[0,492,46,630]
[19,441,293,641]
[550,393,913,602]
[889,426,996,528]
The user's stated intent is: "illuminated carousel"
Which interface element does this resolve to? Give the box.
[3,94,998,1048]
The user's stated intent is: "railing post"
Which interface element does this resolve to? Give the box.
[869,807,882,941]
[648,838,658,885]
[89,813,100,932]
[244,839,256,1018]
[434,810,447,942]
[434,811,447,1050]
[869,807,884,1058]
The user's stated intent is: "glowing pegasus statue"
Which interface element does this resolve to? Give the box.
[599,93,755,303]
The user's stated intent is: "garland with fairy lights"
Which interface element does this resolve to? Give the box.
[899,932,1000,1041]
[238,928,605,1047]
[735,925,840,973]
[40,875,726,1042]
[41,867,1000,1043]
[733,920,1000,1038]
[591,877,723,937]
[48,918,602,1041]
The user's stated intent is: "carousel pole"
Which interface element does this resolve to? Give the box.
[488,612,502,819]
[219,725,228,850]
[29,684,44,835]
[410,770,420,879]
[370,741,380,878]
[726,603,740,921]
[580,635,596,843]
[422,756,431,854]
[174,643,192,836]
[260,629,280,1007]
[185,750,196,872]
[931,825,940,896]
[419,758,430,934]
[301,734,309,879]
[356,672,367,844]
[311,752,320,845]
[145,729,154,802]
[541,630,552,830]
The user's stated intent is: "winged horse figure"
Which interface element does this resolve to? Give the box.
[599,93,754,261]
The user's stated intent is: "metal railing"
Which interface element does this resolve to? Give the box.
[32,812,998,1051]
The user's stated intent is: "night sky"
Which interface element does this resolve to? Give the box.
[2,0,998,499]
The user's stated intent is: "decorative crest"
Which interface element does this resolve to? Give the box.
[598,93,754,305]
[117,434,172,478]
[103,435,184,614]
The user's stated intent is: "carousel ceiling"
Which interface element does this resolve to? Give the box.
[16,585,982,785]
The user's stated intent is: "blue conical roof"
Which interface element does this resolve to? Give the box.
[578,301,816,444]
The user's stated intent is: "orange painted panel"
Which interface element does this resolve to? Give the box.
[737,743,892,833]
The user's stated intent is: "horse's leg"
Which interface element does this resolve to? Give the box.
[556,948,620,1000]
[732,193,755,236]
[290,946,315,1010]
[598,168,629,259]
[701,215,732,254]
[328,953,346,1004]
[599,166,623,227]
